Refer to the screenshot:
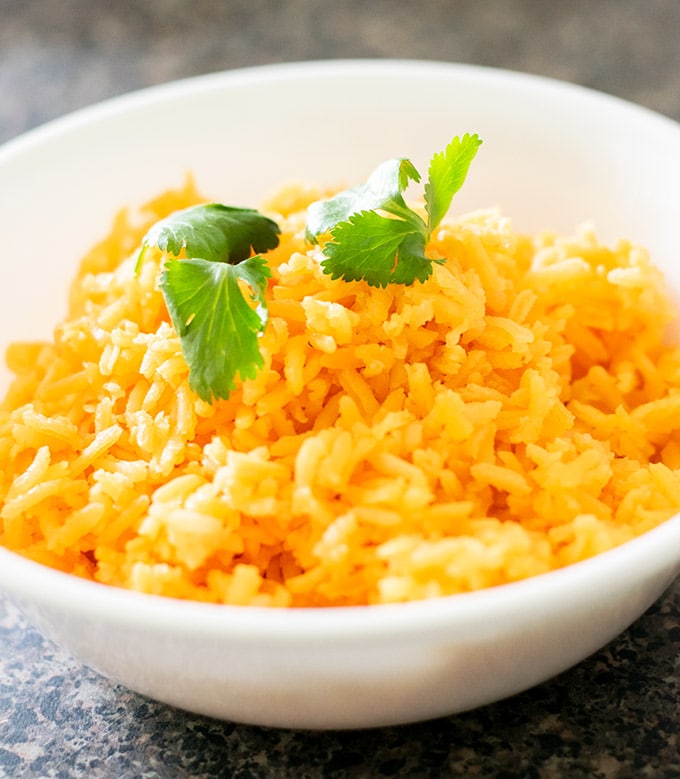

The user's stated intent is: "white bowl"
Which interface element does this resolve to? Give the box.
[1,60,680,730]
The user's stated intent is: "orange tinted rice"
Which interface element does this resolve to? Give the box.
[2,177,680,607]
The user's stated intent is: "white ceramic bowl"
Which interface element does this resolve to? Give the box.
[1,60,680,730]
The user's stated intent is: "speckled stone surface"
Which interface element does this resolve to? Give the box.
[1,0,680,776]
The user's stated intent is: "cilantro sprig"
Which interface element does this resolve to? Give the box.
[137,134,482,403]
[137,203,280,402]
[306,133,482,287]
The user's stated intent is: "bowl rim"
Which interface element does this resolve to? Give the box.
[2,58,679,161]
[2,512,679,642]
[1,58,680,642]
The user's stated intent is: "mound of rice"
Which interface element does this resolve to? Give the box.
[1,177,680,607]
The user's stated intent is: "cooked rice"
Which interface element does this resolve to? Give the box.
[1,176,680,607]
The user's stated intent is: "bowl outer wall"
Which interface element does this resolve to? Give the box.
[0,60,680,727]
[1,516,679,728]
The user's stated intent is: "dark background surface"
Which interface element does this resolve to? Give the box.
[1,1,680,776]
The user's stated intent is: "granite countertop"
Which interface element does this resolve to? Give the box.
[1,0,680,776]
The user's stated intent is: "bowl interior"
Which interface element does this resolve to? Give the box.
[2,56,680,615]
[2,61,680,361]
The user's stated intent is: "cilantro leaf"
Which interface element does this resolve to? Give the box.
[320,211,431,287]
[137,203,280,269]
[307,134,482,288]
[160,256,271,402]
[425,133,482,231]
[306,158,423,242]
[137,202,280,402]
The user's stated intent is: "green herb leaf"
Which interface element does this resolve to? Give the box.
[137,203,280,270]
[160,256,271,402]
[307,134,482,287]
[320,211,431,287]
[424,133,482,232]
[306,158,423,242]
[137,202,280,402]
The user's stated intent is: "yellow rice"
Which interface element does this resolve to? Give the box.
[2,176,680,607]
